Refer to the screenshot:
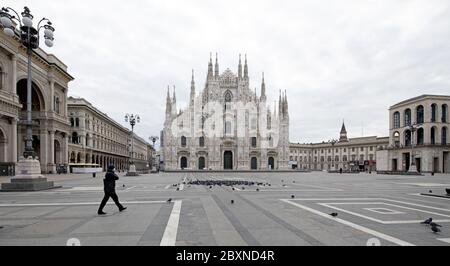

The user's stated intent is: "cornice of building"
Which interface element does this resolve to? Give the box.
[389,94,450,110]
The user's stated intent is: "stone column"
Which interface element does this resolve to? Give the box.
[48,130,55,173]
[64,89,68,117]
[49,79,55,112]
[40,130,48,173]
[62,134,69,164]
[11,118,17,163]
[11,54,17,95]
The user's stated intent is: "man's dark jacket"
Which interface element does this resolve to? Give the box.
[103,172,119,193]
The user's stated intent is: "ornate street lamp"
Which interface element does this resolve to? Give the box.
[149,136,159,171]
[125,114,140,176]
[0,6,57,191]
[1,6,55,159]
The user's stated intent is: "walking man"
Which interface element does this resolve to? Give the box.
[97,164,127,215]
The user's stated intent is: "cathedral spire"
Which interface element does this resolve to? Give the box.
[238,54,242,79]
[207,53,213,79]
[260,72,266,102]
[284,90,288,116]
[165,85,172,119]
[166,85,171,102]
[278,89,282,111]
[214,53,219,77]
[244,54,248,79]
[172,85,176,104]
[190,69,195,106]
[172,85,177,115]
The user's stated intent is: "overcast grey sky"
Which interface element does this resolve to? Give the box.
[5,0,450,145]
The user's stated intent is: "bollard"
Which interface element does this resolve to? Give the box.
[92,173,96,178]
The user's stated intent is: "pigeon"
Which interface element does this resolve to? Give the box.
[330,213,338,217]
[421,218,432,225]
[209,186,212,189]
[176,188,180,191]
[256,188,259,192]
[430,222,442,227]
[429,190,433,193]
[123,184,125,188]
[431,225,441,233]
[232,187,235,191]
[167,198,172,203]
[291,195,295,199]
[231,200,234,204]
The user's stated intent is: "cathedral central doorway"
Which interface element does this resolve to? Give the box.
[268,157,275,170]
[251,157,257,170]
[224,151,233,170]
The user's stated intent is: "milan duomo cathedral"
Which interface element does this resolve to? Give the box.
[161,54,290,170]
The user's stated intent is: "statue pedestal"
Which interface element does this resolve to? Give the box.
[126,164,139,176]
[1,157,61,192]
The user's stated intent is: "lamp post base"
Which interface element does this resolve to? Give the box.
[126,164,139,176]
[408,164,418,173]
[1,157,61,192]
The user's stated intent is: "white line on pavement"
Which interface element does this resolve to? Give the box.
[409,193,450,200]
[437,238,450,244]
[318,203,450,224]
[160,200,182,246]
[0,201,166,207]
[281,199,415,246]
[164,185,171,189]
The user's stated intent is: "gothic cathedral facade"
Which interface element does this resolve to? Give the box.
[161,54,290,170]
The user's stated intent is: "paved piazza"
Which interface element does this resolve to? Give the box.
[0,172,449,246]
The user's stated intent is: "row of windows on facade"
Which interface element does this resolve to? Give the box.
[291,146,376,156]
[393,104,448,128]
[70,117,127,142]
[70,132,127,153]
[179,136,259,148]
[393,126,448,146]
[290,154,374,162]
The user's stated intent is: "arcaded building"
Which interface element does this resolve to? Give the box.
[0,30,74,174]
[377,95,450,173]
[68,97,151,172]
[290,123,389,172]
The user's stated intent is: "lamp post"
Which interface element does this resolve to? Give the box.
[0,6,57,191]
[1,6,55,159]
[149,136,159,171]
[408,124,421,173]
[125,114,140,176]
[330,139,338,171]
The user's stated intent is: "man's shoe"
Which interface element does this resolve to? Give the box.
[98,211,107,215]
[119,207,127,212]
